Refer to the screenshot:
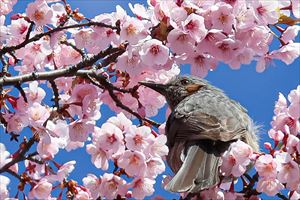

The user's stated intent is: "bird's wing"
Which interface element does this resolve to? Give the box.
[166,91,249,147]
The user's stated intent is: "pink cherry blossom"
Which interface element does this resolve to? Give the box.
[140,39,169,66]
[288,85,300,119]
[221,140,252,177]
[268,129,284,142]
[125,125,154,151]
[129,178,155,199]
[28,179,52,200]
[26,0,54,26]
[68,119,94,142]
[275,152,300,190]
[274,93,288,115]
[256,178,284,196]
[291,0,300,18]
[0,0,17,15]
[117,150,147,177]
[145,134,168,158]
[107,112,133,132]
[0,143,10,169]
[255,155,277,178]
[270,43,300,65]
[99,173,127,199]
[82,174,102,200]
[120,17,148,44]
[24,81,46,104]
[281,26,300,44]
[15,40,52,69]
[187,52,218,78]
[0,175,10,199]
[48,161,76,183]
[8,18,30,45]
[3,112,28,134]
[167,29,195,54]
[86,143,109,170]
[182,13,207,42]
[145,157,165,178]
[138,87,166,117]
[53,43,82,67]
[27,102,50,128]
[0,16,10,45]
[74,28,99,52]
[37,138,59,159]
[251,1,280,25]
[115,45,145,76]
[210,3,234,33]
[74,187,91,200]
[199,186,224,200]
[94,123,125,155]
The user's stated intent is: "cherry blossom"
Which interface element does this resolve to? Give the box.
[26,0,54,26]
[220,140,253,177]
[255,154,277,178]
[256,178,284,196]
[129,178,155,199]
[182,13,207,43]
[99,173,127,199]
[94,123,125,155]
[82,174,102,200]
[210,3,234,34]
[0,1,299,199]
[28,179,53,200]
[125,125,154,151]
[0,0,17,15]
[140,39,169,66]
[0,175,10,199]
[117,150,147,177]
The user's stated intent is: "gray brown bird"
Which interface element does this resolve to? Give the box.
[139,75,259,194]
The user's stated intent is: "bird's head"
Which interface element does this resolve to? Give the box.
[139,75,209,110]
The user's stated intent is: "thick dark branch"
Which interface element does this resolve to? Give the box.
[15,84,28,103]
[1,57,9,74]
[0,46,125,86]
[49,80,60,109]
[25,22,34,41]
[6,169,22,181]
[0,135,37,174]
[0,21,117,56]
[276,193,289,200]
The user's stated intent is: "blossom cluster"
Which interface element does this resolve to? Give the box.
[84,113,168,199]
[0,0,299,199]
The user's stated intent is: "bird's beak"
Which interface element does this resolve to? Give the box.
[139,81,167,95]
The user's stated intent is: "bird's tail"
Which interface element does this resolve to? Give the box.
[164,145,221,193]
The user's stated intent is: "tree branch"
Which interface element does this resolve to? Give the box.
[0,21,117,56]
[0,46,125,86]
[0,135,37,174]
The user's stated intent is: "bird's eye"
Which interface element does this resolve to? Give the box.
[180,79,190,85]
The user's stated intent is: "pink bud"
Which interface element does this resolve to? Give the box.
[264,142,272,150]
[10,13,23,20]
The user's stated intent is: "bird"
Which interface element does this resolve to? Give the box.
[139,75,259,194]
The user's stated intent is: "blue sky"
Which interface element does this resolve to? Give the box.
[1,0,300,199]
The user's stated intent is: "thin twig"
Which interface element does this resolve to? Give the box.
[60,40,86,58]
[276,192,289,200]
[0,135,37,174]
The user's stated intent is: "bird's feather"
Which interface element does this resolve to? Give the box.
[165,145,221,193]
